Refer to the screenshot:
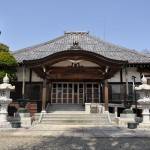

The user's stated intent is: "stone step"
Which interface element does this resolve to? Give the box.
[43,113,107,117]
[40,113,110,125]
[41,120,110,125]
[42,117,108,120]
[47,111,85,114]
[42,117,108,121]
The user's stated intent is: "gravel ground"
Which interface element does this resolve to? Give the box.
[0,125,150,150]
[0,132,150,150]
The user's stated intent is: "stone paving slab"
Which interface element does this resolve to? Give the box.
[1,124,150,138]
[42,131,64,137]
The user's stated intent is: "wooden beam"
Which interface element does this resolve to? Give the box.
[23,50,127,68]
[32,66,120,80]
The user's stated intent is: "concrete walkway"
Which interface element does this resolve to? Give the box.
[0,124,150,150]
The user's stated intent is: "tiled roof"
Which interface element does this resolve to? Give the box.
[13,32,150,64]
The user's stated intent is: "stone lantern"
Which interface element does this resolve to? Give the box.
[0,74,15,127]
[135,74,150,126]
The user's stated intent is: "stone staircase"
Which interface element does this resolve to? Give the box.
[33,104,117,125]
[40,113,111,125]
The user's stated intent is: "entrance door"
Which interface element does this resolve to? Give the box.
[51,82,84,104]
[86,83,100,103]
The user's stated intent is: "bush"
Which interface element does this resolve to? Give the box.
[0,52,18,67]
[0,43,18,81]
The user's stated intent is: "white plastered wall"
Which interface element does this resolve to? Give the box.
[122,67,141,82]
[108,72,120,82]
[16,67,42,82]
[32,71,43,82]
[109,67,141,83]
[16,67,30,82]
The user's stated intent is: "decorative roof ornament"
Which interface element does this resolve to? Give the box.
[73,41,79,46]
[68,41,82,50]
[68,59,82,67]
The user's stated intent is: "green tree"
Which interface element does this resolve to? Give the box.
[0,43,18,82]
[0,43,9,52]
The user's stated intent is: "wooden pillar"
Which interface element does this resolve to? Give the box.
[29,69,32,83]
[48,82,52,104]
[22,65,26,99]
[41,79,47,113]
[104,79,108,111]
[84,82,86,103]
[100,82,103,103]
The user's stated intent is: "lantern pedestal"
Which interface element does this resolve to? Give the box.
[135,75,150,128]
[0,74,15,128]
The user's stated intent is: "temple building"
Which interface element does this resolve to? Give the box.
[10,32,150,116]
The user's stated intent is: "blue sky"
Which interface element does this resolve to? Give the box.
[0,0,150,51]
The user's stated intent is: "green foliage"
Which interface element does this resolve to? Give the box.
[0,43,9,52]
[0,70,17,81]
[0,43,18,81]
[0,52,18,67]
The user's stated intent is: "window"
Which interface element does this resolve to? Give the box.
[25,84,42,100]
[109,84,121,102]
[108,84,133,104]
[86,83,100,103]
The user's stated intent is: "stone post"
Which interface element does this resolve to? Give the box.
[85,103,91,114]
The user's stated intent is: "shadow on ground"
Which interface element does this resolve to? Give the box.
[1,126,150,150]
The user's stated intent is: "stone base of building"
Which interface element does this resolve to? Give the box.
[15,113,30,118]
[7,116,32,126]
[117,113,136,125]
[117,118,136,125]
[120,113,136,118]
[0,121,12,128]
[21,117,32,126]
